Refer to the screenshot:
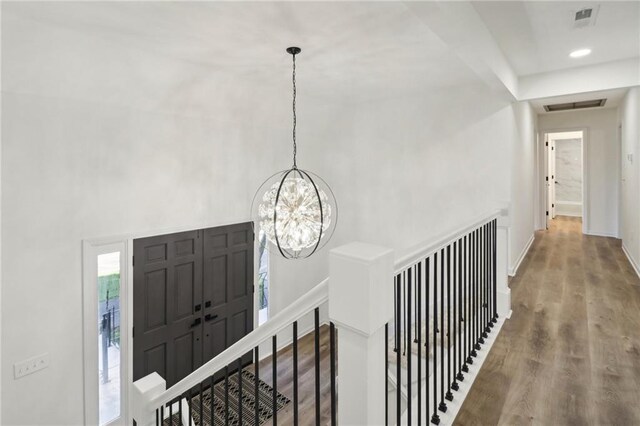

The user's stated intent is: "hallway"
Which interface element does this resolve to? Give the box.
[455,216,640,425]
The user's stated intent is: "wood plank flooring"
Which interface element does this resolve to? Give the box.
[455,216,640,425]
[248,324,335,426]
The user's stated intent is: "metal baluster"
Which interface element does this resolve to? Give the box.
[457,237,465,382]
[475,228,482,351]
[415,266,419,344]
[255,346,260,426]
[188,389,193,426]
[407,268,412,425]
[464,233,471,370]
[446,244,453,401]
[471,230,479,357]
[156,408,159,426]
[452,240,460,391]
[417,261,422,426]
[385,322,389,426]
[396,274,402,426]
[330,322,337,426]
[484,223,490,336]
[160,405,164,426]
[479,226,486,343]
[403,271,407,356]
[393,277,398,352]
[169,397,173,426]
[430,253,439,425]
[493,219,499,323]
[425,257,430,425]
[439,248,447,413]
[315,307,320,426]
[273,335,278,426]
[293,321,299,426]
[238,358,243,425]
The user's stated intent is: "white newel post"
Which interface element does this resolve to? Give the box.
[329,242,394,426]
[496,208,512,318]
[132,372,165,426]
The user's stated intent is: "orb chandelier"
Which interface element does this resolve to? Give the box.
[252,47,337,259]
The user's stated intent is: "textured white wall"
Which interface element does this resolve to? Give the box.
[620,87,640,272]
[539,109,620,237]
[509,101,538,274]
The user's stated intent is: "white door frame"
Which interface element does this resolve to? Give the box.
[82,239,130,426]
[83,218,257,425]
[540,127,588,234]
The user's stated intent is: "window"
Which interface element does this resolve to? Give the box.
[258,231,270,325]
[83,240,128,426]
[97,252,121,425]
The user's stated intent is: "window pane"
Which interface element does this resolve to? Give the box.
[258,232,269,325]
[97,252,121,425]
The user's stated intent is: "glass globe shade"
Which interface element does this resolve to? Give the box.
[252,169,337,259]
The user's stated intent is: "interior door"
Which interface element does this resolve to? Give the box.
[549,139,557,219]
[133,230,203,388]
[202,222,254,366]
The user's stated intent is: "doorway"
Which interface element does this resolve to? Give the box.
[544,130,586,231]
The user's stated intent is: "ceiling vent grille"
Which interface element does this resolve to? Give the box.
[573,6,599,28]
[544,99,607,112]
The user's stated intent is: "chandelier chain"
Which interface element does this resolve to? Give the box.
[292,52,297,168]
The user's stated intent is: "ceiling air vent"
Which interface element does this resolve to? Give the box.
[544,99,607,112]
[573,6,599,28]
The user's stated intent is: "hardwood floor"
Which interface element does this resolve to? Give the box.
[455,216,640,425]
[248,324,335,426]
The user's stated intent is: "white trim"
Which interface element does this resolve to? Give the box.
[83,239,129,426]
[82,218,255,425]
[509,233,534,277]
[584,230,618,238]
[540,127,588,234]
[622,243,640,279]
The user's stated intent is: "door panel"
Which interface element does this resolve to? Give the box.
[133,230,203,388]
[203,222,254,365]
[134,223,254,388]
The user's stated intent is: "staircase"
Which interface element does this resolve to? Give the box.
[133,209,512,425]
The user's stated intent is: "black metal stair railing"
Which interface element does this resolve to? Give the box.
[385,218,498,425]
[153,306,337,426]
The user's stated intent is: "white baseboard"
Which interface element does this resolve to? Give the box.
[584,230,618,238]
[622,243,640,280]
[509,234,534,277]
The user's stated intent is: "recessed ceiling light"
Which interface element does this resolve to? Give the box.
[569,48,592,58]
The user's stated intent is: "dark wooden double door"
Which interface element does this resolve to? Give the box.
[133,222,254,387]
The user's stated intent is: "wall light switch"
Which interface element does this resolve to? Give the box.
[14,353,49,379]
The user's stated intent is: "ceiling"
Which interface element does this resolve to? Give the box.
[473,1,640,76]
[2,1,483,111]
[529,87,629,114]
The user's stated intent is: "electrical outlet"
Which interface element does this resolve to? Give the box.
[14,353,49,379]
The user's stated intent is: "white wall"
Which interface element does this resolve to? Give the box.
[0,4,538,425]
[539,108,620,237]
[619,87,640,274]
[509,101,538,275]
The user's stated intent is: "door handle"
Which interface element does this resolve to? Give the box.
[190,318,201,328]
[205,314,218,322]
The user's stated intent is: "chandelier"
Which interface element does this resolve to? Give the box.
[252,47,337,259]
